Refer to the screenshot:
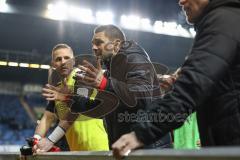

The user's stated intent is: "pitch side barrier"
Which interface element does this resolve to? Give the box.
[1,148,240,160]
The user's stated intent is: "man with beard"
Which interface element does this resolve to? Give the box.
[112,0,240,158]
[77,24,172,149]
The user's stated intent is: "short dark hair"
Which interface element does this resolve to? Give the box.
[52,43,73,54]
[94,25,126,41]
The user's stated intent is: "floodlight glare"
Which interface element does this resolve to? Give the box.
[46,2,68,20]
[19,63,29,68]
[140,18,152,30]
[189,28,196,37]
[69,7,94,24]
[40,64,50,69]
[96,11,114,25]
[8,62,18,67]
[121,15,141,29]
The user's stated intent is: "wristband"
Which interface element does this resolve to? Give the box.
[47,126,65,143]
[33,134,42,140]
[99,76,107,90]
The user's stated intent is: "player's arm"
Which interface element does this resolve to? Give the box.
[34,110,56,138]
[33,100,56,139]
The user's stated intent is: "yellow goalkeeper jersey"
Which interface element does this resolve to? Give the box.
[55,68,109,151]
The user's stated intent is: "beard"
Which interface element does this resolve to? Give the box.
[102,52,114,61]
[95,46,117,68]
[99,52,114,69]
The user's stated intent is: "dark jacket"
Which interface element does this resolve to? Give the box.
[132,0,240,146]
[104,41,172,148]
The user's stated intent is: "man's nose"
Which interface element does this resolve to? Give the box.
[61,58,68,65]
[92,45,98,54]
[92,44,98,51]
[179,0,187,6]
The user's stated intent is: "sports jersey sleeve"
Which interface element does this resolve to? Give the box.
[45,101,55,113]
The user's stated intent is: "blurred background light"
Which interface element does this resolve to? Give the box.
[19,63,29,68]
[8,62,18,67]
[96,11,114,25]
[0,61,7,66]
[69,7,94,24]
[153,21,164,34]
[0,0,10,12]
[120,15,141,30]
[189,28,196,37]
[29,64,40,69]
[46,2,68,20]
[140,18,152,31]
[40,65,50,70]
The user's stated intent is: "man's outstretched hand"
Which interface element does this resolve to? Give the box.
[42,79,71,101]
[112,132,144,159]
[32,137,54,154]
[76,59,104,89]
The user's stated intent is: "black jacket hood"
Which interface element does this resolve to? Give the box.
[195,0,240,29]
[207,0,240,12]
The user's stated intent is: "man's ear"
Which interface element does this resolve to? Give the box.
[51,61,56,69]
[114,39,121,52]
